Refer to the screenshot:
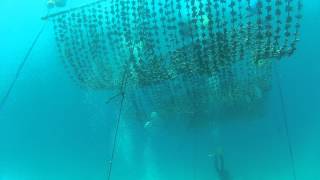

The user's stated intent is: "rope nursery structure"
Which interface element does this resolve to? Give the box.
[43,0,302,120]
[0,1,303,180]
[38,1,304,179]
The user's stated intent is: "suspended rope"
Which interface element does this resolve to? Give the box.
[274,63,297,180]
[107,70,129,180]
[41,0,106,20]
[105,93,122,104]
[192,130,198,180]
[0,21,48,112]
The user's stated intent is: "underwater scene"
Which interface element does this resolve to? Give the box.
[0,0,319,179]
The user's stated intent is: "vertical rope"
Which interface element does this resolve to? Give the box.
[107,70,129,180]
[192,126,199,180]
[0,20,48,112]
[192,134,196,180]
[274,63,297,180]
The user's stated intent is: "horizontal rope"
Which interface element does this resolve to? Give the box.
[41,0,106,20]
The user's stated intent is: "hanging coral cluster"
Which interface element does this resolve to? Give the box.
[46,0,302,120]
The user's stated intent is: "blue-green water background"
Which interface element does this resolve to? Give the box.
[0,0,319,179]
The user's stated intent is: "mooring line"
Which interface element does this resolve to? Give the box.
[107,70,129,180]
[0,20,48,112]
[275,63,297,180]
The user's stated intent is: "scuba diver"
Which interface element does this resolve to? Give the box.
[47,0,67,8]
[214,151,232,180]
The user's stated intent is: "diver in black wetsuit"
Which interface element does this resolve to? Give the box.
[214,153,232,180]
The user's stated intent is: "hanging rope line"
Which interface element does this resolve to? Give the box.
[192,129,198,180]
[0,21,48,112]
[41,0,105,20]
[105,93,122,104]
[107,70,129,180]
[274,63,297,180]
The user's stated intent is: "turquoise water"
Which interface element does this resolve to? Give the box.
[0,0,320,180]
